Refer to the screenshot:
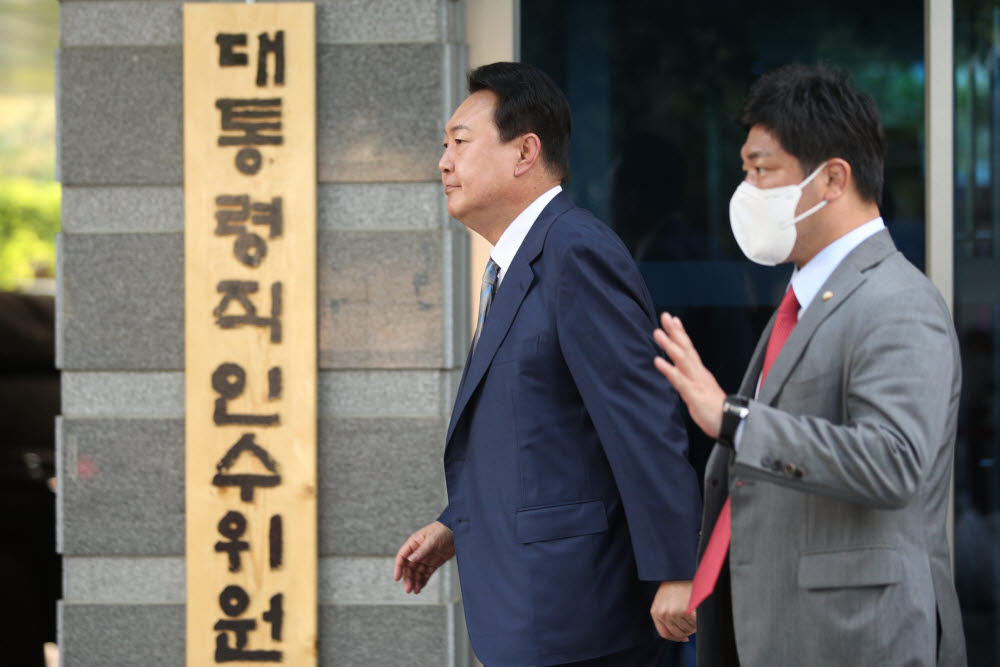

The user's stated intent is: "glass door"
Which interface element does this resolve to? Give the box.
[521,2,928,664]
[954,2,1000,664]
[521,0,925,491]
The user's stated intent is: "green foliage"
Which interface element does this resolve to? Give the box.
[0,0,60,291]
[0,93,58,291]
[0,177,60,290]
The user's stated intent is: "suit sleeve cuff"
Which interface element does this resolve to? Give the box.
[436,505,454,530]
[734,419,746,449]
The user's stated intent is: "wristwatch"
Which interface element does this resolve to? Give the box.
[718,395,750,448]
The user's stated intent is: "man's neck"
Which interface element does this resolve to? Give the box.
[793,200,881,268]
[479,180,561,245]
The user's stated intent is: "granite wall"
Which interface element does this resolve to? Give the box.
[55,1,472,664]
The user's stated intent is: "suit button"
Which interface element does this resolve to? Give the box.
[761,457,772,468]
[771,459,783,472]
[710,478,719,488]
[784,462,797,476]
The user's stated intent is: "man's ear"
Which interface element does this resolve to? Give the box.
[513,133,543,177]
[821,158,851,202]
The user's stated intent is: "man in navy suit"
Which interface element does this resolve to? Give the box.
[393,62,702,666]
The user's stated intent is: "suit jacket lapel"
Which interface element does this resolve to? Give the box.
[756,229,897,405]
[445,192,574,445]
[739,305,779,397]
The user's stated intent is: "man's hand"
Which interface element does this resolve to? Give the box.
[393,521,455,594]
[653,312,727,440]
[650,580,696,642]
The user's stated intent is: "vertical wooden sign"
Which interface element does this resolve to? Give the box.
[184,3,316,665]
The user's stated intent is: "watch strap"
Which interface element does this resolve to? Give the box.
[718,395,750,448]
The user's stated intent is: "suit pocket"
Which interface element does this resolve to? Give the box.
[798,547,903,589]
[796,547,926,663]
[494,336,539,365]
[516,499,608,544]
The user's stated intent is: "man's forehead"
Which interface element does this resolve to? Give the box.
[741,146,775,162]
[445,91,497,133]
[741,125,784,160]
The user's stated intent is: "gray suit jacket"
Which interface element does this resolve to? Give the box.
[697,230,966,666]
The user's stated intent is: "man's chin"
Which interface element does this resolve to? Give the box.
[446,201,464,220]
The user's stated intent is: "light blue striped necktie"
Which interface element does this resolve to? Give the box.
[472,258,500,353]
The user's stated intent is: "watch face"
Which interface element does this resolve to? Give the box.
[725,397,748,415]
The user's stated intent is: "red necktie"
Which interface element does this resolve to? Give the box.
[758,286,801,391]
[687,286,800,613]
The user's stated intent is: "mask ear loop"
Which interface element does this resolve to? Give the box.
[784,161,830,227]
[799,161,830,188]
[787,199,828,227]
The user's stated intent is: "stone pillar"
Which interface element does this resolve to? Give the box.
[56,1,471,664]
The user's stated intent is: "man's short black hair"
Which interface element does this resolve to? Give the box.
[468,62,572,180]
[737,64,886,204]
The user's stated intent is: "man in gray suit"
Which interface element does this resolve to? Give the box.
[652,65,967,665]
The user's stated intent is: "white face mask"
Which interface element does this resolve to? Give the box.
[729,162,828,266]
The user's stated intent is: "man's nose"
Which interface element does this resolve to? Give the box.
[438,149,452,174]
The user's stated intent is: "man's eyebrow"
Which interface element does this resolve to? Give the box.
[744,149,771,161]
[447,123,471,134]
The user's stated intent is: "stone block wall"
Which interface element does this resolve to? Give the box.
[56,1,471,664]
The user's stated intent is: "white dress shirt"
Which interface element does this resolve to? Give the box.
[489,185,562,286]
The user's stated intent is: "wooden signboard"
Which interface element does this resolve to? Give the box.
[183,3,316,664]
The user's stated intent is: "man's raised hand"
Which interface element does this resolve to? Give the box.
[653,312,727,440]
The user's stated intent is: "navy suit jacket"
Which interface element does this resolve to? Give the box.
[439,193,701,666]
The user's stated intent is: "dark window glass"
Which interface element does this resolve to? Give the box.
[522,2,927,664]
[954,2,1000,665]
[522,0,924,481]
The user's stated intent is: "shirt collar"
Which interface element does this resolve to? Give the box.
[789,216,885,317]
[490,185,562,285]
